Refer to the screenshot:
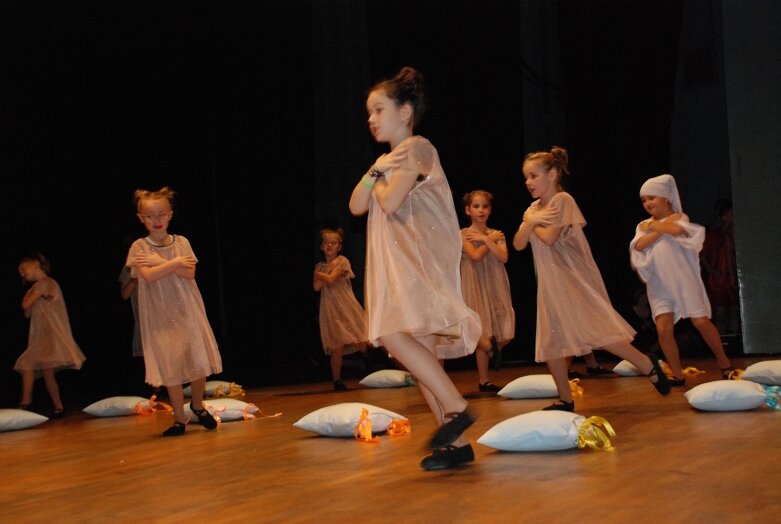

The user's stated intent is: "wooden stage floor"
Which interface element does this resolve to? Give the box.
[2,355,779,523]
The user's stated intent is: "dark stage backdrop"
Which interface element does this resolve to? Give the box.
[0,0,684,407]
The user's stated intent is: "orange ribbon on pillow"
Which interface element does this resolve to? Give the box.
[354,408,380,443]
[213,383,245,398]
[727,368,745,380]
[387,419,411,436]
[682,367,706,376]
[569,379,584,398]
[577,416,616,451]
[134,394,174,416]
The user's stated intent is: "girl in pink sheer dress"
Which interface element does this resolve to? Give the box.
[313,228,369,391]
[349,67,481,470]
[459,190,515,392]
[126,187,222,436]
[15,253,85,418]
[630,174,733,386]
[512,147,670,412]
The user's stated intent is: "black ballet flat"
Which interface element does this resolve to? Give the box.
[490,339,502,371]
[430,407,476,449]
[542,399,575,412]
[49,409,65,419]
[647,357,672,395]
[586,366,615,376]
[721,367,736,380]
[479,382,501,393]
[162,421,186,437]
[669,376,686,387]
[333,380,348,391]
[191,406,218,430]
[420,444,475,471]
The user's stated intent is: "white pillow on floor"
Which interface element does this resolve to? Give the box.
[0,409,49,432]
[83,396,149,417]
[684,380,766,411]
[613,360,641,376]
[478,411,586,451]
[498,374,558,399]
[293,402,407,437]
[184,399,259,423]
[359,370,416,388]
[742,360,781,385]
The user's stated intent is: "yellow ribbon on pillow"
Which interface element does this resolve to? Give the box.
[213,383,245,398]
[727,368,745,380]
[577,416,616,451]
[354,408,380,443]
[569,379,584,398]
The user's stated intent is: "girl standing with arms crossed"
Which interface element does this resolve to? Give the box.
[512,147,670,411]
[313,227,369,391]
[630,174,733,385]
[127,187,222,436]
[15,253,85,417]
[460,190,515,392]
[349,67,481,470]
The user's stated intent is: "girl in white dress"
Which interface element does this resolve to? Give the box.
[15,253,86,417]
[459,190,515,392]
[630,174,733,385]
[512,147,671,412]
[313,228,369,390]
[349,67,481,470]
[126,187,223,436]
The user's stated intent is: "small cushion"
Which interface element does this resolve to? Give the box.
[359,370,416,388]
[184,398,260,423]
[742,360,781,385]
[293,402,407,437]
[613,360,641,376]
[477,411,586,451]
[183,380,244,398]
[498,374,558,399]
[83,396,149,417]
[0,409,49,432]
[684,380,766,411]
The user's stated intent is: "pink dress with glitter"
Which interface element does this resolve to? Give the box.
[529,192,635,362]
[460,228,515,344]
[126,235,222,387]
[316,255,369,354]
[364,136,481,359]
[15,278,86,375]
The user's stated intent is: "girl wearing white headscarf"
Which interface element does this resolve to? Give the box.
[630,174,734,385]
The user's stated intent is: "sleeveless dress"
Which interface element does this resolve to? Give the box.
[459,227,515,344]
[364,135,481,359]
[15,278,86,375]
[630,214,711,321]
[126,235,222,387]
[316,255,369,354]
[529,192,635,362]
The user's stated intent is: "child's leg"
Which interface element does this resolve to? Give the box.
[166,384,187,424]
[655,313,683,377]
[583,352,598,368]
[690,316,732,369]
[547,358,573,403]
[330,347,344,382]
[601,341,655,376]
[475,336,492,384]
[41,368,63,411]
[188,377,207,410]
[20,369,35,406]
[379,332,467,417]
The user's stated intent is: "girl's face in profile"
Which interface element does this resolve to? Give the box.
[523,160,557,200]
[465,195,492,225]
[137,198,173,236]
[366,89,408,145]
[18,260,41,282]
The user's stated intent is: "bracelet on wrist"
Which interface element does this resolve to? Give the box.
[361,176,375,189]
[368,165,384,178]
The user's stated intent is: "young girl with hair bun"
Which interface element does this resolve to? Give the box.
[349,66,481,471]
[513,147,670,412]
[126,187,222,436]
[313,227,369,391]
[15,253,85,417]
[459,190,515,392]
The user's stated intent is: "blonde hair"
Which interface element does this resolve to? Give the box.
[523,146,570,191]
[319,228,344,244]
[134,186,175,211]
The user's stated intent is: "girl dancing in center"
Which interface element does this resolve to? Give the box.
[349,67,481,470]
[512,147,670,411]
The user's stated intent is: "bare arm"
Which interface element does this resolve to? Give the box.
[134,252,196,282]
[634,214,685,251]
[513,206,560,251]
[349,147,409,216]
[120,277,138,300]
[313,263,347,290]
[463,230,508,263]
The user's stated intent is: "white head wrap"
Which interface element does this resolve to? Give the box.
[639,174,682,213]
